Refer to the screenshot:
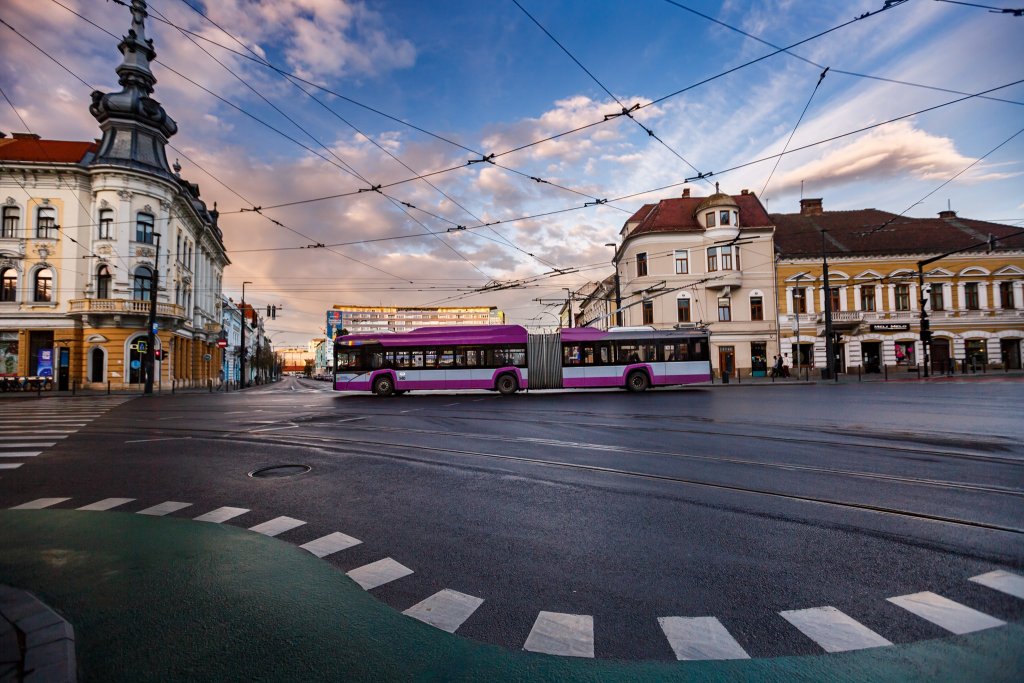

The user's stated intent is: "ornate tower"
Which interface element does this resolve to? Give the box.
[89,0,177,177]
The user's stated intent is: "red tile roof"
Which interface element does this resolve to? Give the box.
[626,193,772,237]
[771,209,1024,257]
[0,136,97,164]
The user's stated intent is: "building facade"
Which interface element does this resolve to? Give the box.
[773,199,1024,375]
[0,0,228,390]
[609,187,778,378]
[328,305,505,335]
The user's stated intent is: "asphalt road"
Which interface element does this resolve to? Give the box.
[2,376,1022,661]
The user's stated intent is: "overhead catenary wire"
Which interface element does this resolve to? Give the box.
[760,67,829,199]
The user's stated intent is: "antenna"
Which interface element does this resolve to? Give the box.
[800,180,804,199]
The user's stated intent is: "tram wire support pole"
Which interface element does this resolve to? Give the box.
[605,243,622,327]
[144,232,161,395]
[821,230,836,381]
[240,281,252,388]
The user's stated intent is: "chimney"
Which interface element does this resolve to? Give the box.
[740,189,748,195]
[800,198,823,216]
[938,209,957,219]
[681,188,690,198]
[11,132,41,140]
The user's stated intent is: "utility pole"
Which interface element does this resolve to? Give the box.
[144,232,161,395]
[792,273,804,379]
[240,281,252,387]
[605,242,622,327]
[821,230,836,380]
[562,288,574,328]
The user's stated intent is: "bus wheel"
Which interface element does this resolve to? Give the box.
[626,370,649,392]
[496,374,518,395]
[374,375,395,397]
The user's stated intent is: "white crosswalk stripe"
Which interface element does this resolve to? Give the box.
[658,616,750,660]
[403,589,484,633]
[78,498,135,511]
[887,592,1006,634]
[0,397,130,471]
[248,516,306,537]
[194,506,250,523]
[779,606,892,652]
[969,570,1024,600]
[10,498,70,509]
[524,611,594,658]
[347,558,413,590]
[300,531,361,558]
[137,501,192,516]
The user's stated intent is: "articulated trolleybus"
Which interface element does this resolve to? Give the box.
[333,325,711,396]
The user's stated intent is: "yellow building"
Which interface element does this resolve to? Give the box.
[773,199,1024,376]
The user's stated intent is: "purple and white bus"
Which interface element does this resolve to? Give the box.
[334,324,711,396]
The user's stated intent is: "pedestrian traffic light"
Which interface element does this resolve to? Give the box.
[154,349,163,360]
[920,317,931,343]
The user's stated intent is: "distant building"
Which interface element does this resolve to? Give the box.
[773,198,1024,374]
[0,0,228,389]
[328,305,505,335]
[275,346,312,374]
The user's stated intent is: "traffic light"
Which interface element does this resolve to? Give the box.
[920,317,931,343]
[266,304,277,319]
[154,349,163,360]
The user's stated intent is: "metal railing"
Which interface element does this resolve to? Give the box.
[68,299,185,318]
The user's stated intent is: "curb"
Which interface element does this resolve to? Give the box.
[0,585,76,682]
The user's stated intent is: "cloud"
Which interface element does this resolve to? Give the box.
[767,121,1017,196]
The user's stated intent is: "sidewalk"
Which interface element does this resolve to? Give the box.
[0,510,1019,682]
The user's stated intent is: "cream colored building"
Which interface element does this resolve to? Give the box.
[609,187,778,378]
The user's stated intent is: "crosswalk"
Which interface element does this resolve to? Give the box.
[0,397,130,470]
[7,494,1022,660]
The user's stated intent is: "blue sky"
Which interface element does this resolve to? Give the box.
[2,0,1022,345]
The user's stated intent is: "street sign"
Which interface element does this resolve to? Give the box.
[870,323,911,332]
[136,341,148,353]
[203,353,212,362]
[217,338,228,348]
[130,359,141,370]
[152,323,159,333]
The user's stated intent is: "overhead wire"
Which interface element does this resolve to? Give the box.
[760,67,829,199]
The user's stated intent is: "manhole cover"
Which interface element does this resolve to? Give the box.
[248,464,311,478]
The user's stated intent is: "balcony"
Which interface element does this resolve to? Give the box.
[706,271,742,290]
[69,298,185,320]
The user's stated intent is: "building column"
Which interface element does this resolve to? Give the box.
[979,282,989,310]
[1013,281,1023,309]
[909,283,918,311]
[957,283,966,311]
[991,281,1002,309]
[786,286,794,315]
[887,284,896,313]
[838,286,848,311]
[853,284,861,311]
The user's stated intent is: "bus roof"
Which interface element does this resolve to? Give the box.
[335,325,528,347]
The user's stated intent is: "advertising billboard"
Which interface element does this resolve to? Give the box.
[326,310,344,340]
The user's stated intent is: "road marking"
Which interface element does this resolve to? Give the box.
[248,424,299,433]
[779,606,892,652]
[347,558,413,590]
[124,437,193,444]
[399,409,422,414]
[403,589,484,633]
[0,443,56,448]
[194,507,250,524]
[887,592,1006,634]
[248,516,306,537]
[657,616,750,660]
[136,501,192,516]
[443,402,461,407]
[0,463,23,469]
[300,531,362,558]
[523,611,594,658]
[11,498,70,509]
[335,417,367,424]
[78,498,135,511]
[969,570,1024,600]
[0,452,41,458]
[0,430,74,436]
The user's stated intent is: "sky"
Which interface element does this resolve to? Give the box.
[1,0,1022,346]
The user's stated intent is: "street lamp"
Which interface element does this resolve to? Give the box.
[240,281,252,388]
[605,243,622,327]
[144,233,161,395]
[792,273,805,380]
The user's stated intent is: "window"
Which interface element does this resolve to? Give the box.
[2,207,18,238]
[96,265,111,298]
[642,300,653,324]
[98,209,113,239]
[674,250,688,274]
[718,296,731,321]
[136,212,154,243]
[829,287,841,312]
[895,284,910,311]
[965,339,987,366]
[719,210,730,226]
[34,268,52,302]
[732,210,739,227]
[1000,281,1015,309]
[636,252,648,277]
[36,207,57,239]
[720,245,733,270]
[1,268,16,302]
[734,246,740,270]
[750,296,763,321]
[707,247,718,272]
[677,295,691,322]
[929,284,944,311]
[794,286,807,314]
[133,266,154,300]
[964,282,979,310]
[705,211,716,228]
[860,286,875,311]
[894,341,915,365]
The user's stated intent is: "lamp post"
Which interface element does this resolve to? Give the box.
[821,230,836,380]
[605,242,622,327]
[792,273,805,380]
[239,281,252,388]
[144,232,161,395]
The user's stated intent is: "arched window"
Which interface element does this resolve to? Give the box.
[34,268,53,302]
[96,265,112,299]
[36,207,57,239]
[1,268,16,302]
[98,209,113,239]
[133,266,153,300]
[136,212,154,244]
[2,206,19,238]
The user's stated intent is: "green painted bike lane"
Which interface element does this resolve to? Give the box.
[0,510,1020,681]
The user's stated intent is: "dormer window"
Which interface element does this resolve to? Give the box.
[720,210,730,226]
[705,212,716,228]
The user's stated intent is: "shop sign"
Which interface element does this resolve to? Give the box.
[870,323,911,332]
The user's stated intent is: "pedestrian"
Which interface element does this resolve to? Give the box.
[771,355,783,378]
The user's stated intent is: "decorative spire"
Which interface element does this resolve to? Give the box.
[89,0,177,176]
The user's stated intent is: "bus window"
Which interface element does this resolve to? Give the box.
[692,341,704,358]
[507,347,526,366]
[597,344,610,364]
[617,344,640,363]
[393,350,411,367]
[425,350,438,367]
[465,349,479,367]
[370,352,383,369]
[563,345,582,365]
[440,349,454,367]
[412,351,425,368]
[640,343,656,361]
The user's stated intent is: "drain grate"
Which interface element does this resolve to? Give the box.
[248,464,311,479]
